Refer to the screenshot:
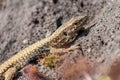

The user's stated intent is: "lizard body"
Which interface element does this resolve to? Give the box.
[0,15,87,80]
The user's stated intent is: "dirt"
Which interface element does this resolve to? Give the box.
[0,0,120,80]
[109,58,120,80]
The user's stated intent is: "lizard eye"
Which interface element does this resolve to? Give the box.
[74,20,79,25]
[63,32,67,36]
[74,22,78,25]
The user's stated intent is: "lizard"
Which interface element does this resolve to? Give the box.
[0,15,88,80]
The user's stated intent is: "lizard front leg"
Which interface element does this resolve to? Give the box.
[41,44,82,67]
[50,44,82,55]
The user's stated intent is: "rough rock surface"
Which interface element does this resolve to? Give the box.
[0,0,106,63]
[76,0,120,79]
[0,0,120,80]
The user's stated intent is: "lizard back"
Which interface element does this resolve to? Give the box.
[0,15,87,76]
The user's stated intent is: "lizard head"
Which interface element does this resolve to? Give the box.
[50,15,88,47]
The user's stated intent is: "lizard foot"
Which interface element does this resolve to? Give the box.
[50,44,81,55]
[41,44,81,67]
[37,44,81,68]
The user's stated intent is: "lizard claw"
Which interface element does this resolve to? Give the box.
[67,44,81,51]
